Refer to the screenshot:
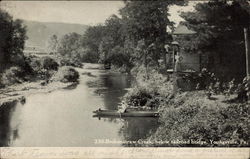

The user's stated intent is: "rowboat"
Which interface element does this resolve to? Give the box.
[93,109,159,117]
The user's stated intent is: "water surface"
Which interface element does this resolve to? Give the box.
[0,67,159,147]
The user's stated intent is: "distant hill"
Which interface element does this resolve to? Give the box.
[23,20,89,49]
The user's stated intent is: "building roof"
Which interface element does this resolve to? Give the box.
[173,24,196,35]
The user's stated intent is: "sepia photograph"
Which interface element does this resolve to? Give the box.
[0,0,249,158]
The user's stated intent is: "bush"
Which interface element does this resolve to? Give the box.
[235,77,250,102]
[106,46,134,72]
[123,66,172,109]
[0,66,24,86]
[29,58,42,72]
[51,66,79,83]
[26,57,58,81]
[41,56,59,71]
[148,91,249,147]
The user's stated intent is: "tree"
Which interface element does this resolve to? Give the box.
[179,0,250,80]
[81,25,106,63]
[58,32,81,57]
[119,0,186,67]
[99,15,124,63]
[0,8,27,71]
[46,34,58,54]
[79,0,187,71]
[57,33,83,67]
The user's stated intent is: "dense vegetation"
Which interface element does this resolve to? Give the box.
[0,8,27,72]
[0,0,249,147]
[0,8,79,87]
[48,0,187,71]
[123,67,249,146]
[116,0,249,146]
[177,0,250,80]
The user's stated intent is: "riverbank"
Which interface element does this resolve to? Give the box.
[0,64,136,147]
[0,62,109,106]
[121,67,249,147]
[0,56,82,106]
[0,80,76,106]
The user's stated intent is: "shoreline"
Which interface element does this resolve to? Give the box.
[0,80,76,106]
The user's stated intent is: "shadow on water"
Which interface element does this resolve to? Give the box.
[0,100,21,146]
[88,71,159,146]
[96,116,160,147]
[0,68,159,147]
[87,72,133,110]
[120,118,159,147]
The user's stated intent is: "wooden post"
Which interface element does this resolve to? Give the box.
[163,52,167,69]
[244,28,250,103]
[244,28,250,79]
[164,44,169,70]
[173,46,179,94]
[145,49,149,79]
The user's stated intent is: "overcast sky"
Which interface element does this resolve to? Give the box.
[1,1,197,26]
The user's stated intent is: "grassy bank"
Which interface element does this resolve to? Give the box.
[122,67,249,147]
[148,91,249,147]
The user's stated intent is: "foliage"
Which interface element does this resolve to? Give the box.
[181,68,250,102]
[106,46,134,71]
[98,15,124,63]
[79,1,186,71]
[41,56,59,71]
[178,0,250,79]
[0,67,24,86]
[56,32,85,66]
[235,77,250,102]
[149,91,249,146]
[51,66,79,83]
[58,33,81,56]
[119,0,186,67]
[0,8,27,71]
[82,25,106,63]
[24,56,59,81]
[46,34,59,53]
[123,66,173,109]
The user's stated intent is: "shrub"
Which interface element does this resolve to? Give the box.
[29,58,42,72]
[106,46,134,72]
[51,66,79,83]
[149,91,249,147]
[26,57,58,80]
[0,66,24,86]
[235,77,250,102]
[41,56,59,70]
[123,66,172,109]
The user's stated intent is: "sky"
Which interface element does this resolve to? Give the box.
[0,1,197,26]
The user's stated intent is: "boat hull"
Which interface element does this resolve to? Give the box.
[93,110,159,117]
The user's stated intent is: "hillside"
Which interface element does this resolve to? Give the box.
[23,20,89,49]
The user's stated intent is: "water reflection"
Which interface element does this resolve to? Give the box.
[86,72,132,110]
[88,72,159,146]
[96,117,159,147]
[119,117,159,142]
[0,100,21,146]
[0,67,159,147]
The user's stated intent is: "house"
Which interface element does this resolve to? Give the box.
[166,24,202,73]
